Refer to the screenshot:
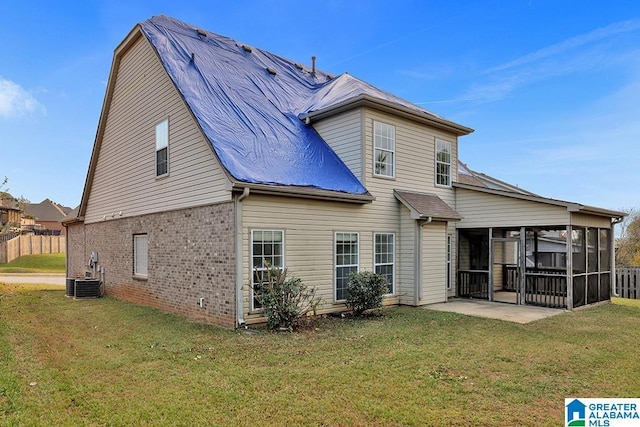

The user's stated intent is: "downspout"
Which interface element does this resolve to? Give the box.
[414,217,432,306]
[235,187,250,327]
[611,216,624,297]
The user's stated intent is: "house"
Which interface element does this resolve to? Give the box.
[0,192,22,234]
[25,199,72,235]
[65,15,625,328]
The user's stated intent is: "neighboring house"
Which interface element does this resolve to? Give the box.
[25,199,72,236]
[0,192,22,233]
[65,15,625,327]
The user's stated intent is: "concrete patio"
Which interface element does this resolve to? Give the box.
[425,298,567,324]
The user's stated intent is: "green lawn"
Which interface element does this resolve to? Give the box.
[1,284,639,426]
[0,253,65,274]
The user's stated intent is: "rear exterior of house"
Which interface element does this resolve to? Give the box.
[66,15,623,328]
[239,107,467,324]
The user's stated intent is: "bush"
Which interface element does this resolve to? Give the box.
[345,271,388,316]
[253,265,320,331]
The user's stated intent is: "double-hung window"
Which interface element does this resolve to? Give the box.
[436,139,451,186]
[251,230,284,310]
[374,233,395,294]
[156,119,169,177]
[374,121,395,178]
[133,234,148,278]
[335,232,359,301]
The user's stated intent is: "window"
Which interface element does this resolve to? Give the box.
[133,234,148,277]
[251,230,284,310]
[436,139,451,186]
[374,233,395,294]
[156,119,169,176]
[335,232,359,301]
[446,234,452,290]
[374,121,395,178]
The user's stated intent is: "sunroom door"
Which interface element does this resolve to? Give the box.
[491,238,521,304]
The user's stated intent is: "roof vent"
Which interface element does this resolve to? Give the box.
[191,52,195,62]
[197,28,207,37]
[266,67,277,76]
[242,45,253,53]
[311,56,316,76]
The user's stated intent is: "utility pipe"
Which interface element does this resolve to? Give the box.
[235,187,250,327]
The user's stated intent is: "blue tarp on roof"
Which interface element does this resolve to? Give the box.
[140,16,370,194]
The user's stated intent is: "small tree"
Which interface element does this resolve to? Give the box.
[253,264,320,331]
[617,208,640,266]
[345,271,388,316]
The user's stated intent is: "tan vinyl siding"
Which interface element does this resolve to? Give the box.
[363,108,457,206]
[421,221,447,305]
[313,109,363,180]
[238,107,463,316]
[456,188,569,228]
[447,224,457,297]
[241,194,401,322]
[85,36,230,224]
[399,205,416,305]
[571,213,612,228]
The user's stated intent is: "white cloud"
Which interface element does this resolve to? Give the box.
[458,19,640,104]
[485,18,640,74]
[0,77,45,119]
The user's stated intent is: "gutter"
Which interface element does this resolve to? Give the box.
[235,187,250,327]
[229,181,373,204]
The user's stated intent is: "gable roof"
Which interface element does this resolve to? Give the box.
[138,16,472,194]
[0,192,20,211]
[77,15,474,219]
[25,199,68,222]
[139,15,368,195]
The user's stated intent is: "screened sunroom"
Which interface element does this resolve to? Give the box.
[454,184,624,310]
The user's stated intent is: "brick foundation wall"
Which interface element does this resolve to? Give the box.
[68,202,236,327]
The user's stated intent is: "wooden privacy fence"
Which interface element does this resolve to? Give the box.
[0,234,66,263]
[616,267,640,299]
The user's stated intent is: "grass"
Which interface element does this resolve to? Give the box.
[1,285,639,427]
[0,253,66,274]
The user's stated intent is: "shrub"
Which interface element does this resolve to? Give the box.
[345,271,388,316]
[253,265,320,331]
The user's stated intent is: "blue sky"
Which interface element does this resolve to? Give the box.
[0,1,638,212]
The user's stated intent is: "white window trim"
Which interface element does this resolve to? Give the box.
[133,234,148,278]
[250,229,285,312]
[435,138,452,187]
[373,121,395,179]
[374,232,395,295]
[335,232,360,302]
[155,119,169,178]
